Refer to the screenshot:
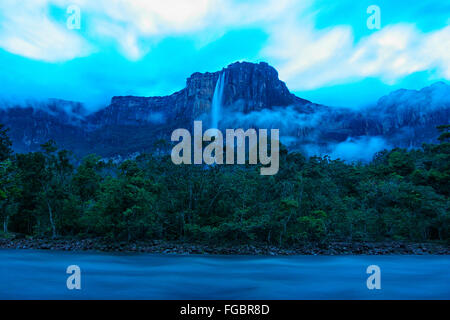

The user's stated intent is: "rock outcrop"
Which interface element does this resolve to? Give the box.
[0,61,448,159]
[90,61,313,128]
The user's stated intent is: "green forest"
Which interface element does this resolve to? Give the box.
[1,123,449,246]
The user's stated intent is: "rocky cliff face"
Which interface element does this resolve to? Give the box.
[220,62,310,112]
[0,61,448,159]
[90,61,312,128]
[372,82,450,145]
[0,99,88,153]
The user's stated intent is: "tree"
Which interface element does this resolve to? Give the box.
[0,159,21,232]
[388,150,415,176]
[278,198,299,246]
[33,141,74,238]
[297,210,327,242]
[0,124,13,162]
[1,123,448,246]
[72,154,103,203]
[437,124,450,143]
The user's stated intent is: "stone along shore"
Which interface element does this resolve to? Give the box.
[1,238,449,255]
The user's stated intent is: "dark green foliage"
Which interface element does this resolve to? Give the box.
[0,124,449,245]
[0,124,13,162]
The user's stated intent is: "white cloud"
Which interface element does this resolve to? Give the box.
[420,26,450,78]
[329,136,390,162]
[0,1,92,62]
[0,0,448,88]
[264,20,450,90]
[79,0,298,59]
[0,0,300,60]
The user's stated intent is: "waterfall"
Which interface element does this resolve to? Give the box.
[211,72,225,129]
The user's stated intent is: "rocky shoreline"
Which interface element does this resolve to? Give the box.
[1,238,449,255]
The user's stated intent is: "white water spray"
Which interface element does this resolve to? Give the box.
[211,72,225,129]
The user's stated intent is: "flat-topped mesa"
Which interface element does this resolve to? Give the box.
[186,61,309,113]
[98,61,312,127]
[98,89,188,126]
[220,61,301,111]
[0,57,448,157]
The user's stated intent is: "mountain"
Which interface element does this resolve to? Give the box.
[369,82,450,146]
[0,99,89,154]
[0,61,449,161]
[89,61,316,127]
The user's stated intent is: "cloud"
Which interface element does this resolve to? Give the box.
[0,1,92,62]
[265,21,450,90]
[328,136,390,162]
[0,0,448,105]
[0,0,307,61]
[298,136,391,162]
[218,103,392,162]
[421,26,450,78]
[81,0,298,59]
[221,105,325,130]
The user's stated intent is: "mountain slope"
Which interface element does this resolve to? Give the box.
[0,62,448,160]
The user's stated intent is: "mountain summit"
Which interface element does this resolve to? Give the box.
[0,61,449,160]
[91,61,313,128]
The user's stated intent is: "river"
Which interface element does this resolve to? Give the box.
[1,249,449,299]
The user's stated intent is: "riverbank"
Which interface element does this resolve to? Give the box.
[1,237,449,255]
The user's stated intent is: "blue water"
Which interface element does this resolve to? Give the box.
[0,249,449,299]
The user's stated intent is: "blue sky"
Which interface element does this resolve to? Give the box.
[0,0,449,110]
